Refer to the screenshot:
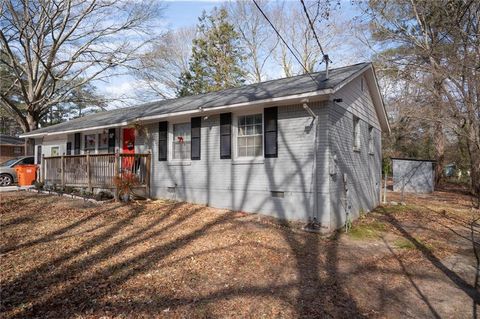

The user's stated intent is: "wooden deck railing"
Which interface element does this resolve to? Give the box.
[41,152,151,196]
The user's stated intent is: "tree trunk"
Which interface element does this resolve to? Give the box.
[25,113,39,155]
[466,127,480,208]
[26,113,39,132]
[432,79,445,187]
[433,121,445,187]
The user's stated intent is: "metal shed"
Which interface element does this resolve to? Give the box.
[392,158,436,193]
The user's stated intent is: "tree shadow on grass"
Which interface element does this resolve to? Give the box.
[377,207,480,312]
[0,193,368,318]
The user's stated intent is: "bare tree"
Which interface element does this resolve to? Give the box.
[135,27,195,99]
[0,0,164,133]
[226,0,278,83]
[268,1,353,76]
[360,0,480,199]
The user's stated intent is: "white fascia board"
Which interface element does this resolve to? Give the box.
[137,88,332,122]
[20,89,333,138]
[365,67,391,133]
[20,121,129,138]
[332,63,391,134]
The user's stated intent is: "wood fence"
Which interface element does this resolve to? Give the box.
[41,152,151,196]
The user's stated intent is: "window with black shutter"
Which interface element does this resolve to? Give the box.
[108,128,116,153]
[220,113,232,159]
[191,117,201,160]
[66,142,72,155]
[264,107,278,158]
[158,121,168,161]
[74,132,81,155]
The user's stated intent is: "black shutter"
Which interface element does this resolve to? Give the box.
[36,145,42,164]
[66,142,72,155]
[220,113,232,159]
[191,117,201,160]
[74,133,81,155]
[264,107,278,158]
[108,128,116,153]
[158,121,168,161]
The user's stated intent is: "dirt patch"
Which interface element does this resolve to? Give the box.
[1,187,479,318]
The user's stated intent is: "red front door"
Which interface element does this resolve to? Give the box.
[123,128,135,153]
[122,128,135,171]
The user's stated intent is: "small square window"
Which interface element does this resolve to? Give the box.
[51,146,59,156]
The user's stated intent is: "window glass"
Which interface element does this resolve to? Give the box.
[353,117,361,150]
[21,157,34,164]
[172,123,191,160]
[237,114,263,157]
[1,158,20,167]
[84,134,96,150]
[98,132,108,150]
[368,126,374,154]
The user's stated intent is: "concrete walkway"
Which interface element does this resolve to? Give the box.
[0,186,34,192]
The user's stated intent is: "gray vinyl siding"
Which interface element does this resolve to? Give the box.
[148,101,331,224]
[393,159,434,193]
[328,76,382,229]
[34,73,385,231]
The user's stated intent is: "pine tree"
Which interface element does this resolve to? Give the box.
[178,8,246,97]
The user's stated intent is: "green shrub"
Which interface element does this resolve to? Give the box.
[63,186,74,194]
[34,181,44,190]
[95,191,114,201]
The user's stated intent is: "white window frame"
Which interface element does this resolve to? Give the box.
[97,131,109,153]
[368,125,374,155]
[353,116,361,152]
[168,119,192,164]
[232,110,264,162]
[83,133,97,153]
[50,146,60,157]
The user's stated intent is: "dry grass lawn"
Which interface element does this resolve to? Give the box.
[1,186,479,318]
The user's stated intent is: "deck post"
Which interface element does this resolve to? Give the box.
[114,151,120,201]
[61,153,65,188]
[41,154,45,183]
[86,151,92,193]
[146,150,151,198]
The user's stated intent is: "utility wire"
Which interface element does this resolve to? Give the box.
[299,0,325,57]
[252,0,319,85]
[299,0,331,67]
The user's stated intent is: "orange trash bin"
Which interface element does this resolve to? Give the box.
[15,164,38,186]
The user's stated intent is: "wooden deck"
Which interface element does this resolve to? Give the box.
[41,152,151,196]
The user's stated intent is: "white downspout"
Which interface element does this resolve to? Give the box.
[302,99,318,225]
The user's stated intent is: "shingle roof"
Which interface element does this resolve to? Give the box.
[24,62,371,136]
[0,134,25,145]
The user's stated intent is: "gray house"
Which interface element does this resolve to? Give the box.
[21,62,390,231]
